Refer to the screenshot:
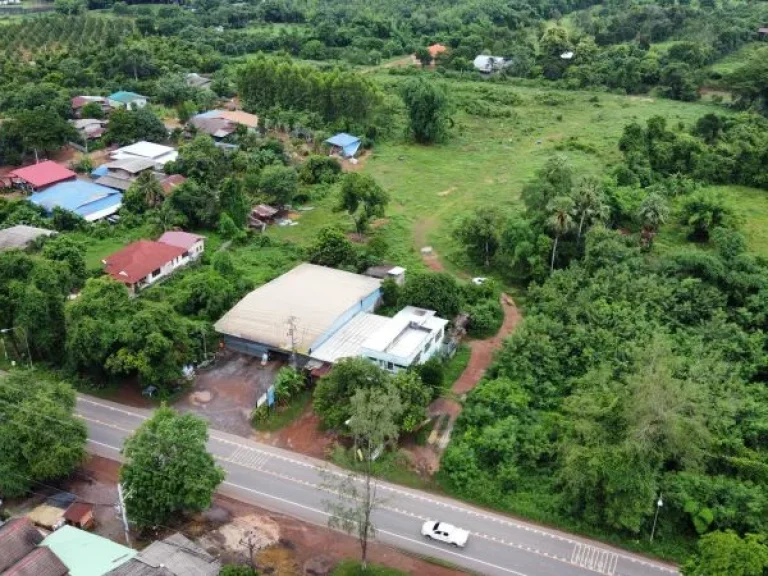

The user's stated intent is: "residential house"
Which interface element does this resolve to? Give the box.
[71,96,110,118]
[189,115,237,140]
[103,234,204,294]
[185,73,212,90]
[42,526,135,576]
[70,119,108,141]
[325,133,361,158]
[110,142,178,167]
[190,110,259,133]
[0,225,56,252]
[157,231,205,260]
[9,161,77,192]
[472,55,506,73]
[106,533,219,576]
[248,203,280,230]
[107,92,148,111]
[95,157,158,192]
[28,181,123,222]
[360,306,447,373]
[0,518,67,576]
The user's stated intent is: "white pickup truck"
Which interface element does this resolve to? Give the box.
[421,521,470,548]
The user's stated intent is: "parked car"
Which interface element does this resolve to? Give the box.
[421,521,469,548]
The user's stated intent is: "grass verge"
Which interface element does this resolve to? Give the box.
[252,390,311,432]
[442,345,470,390]
[332,560,408,576]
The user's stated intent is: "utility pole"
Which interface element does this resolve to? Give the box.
[287,316,298,368]
[650,493,663,543]
[117,483,133,549]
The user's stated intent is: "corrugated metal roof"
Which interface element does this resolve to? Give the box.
[104,240,186,284]
[108,91,146,103]
[311,312,391,363]
[29,182,123,221]
[325,133,360,148]
[0,518,43,572]
[0,225,56,251]
[9,161,76,189]
[42,526,135,576]
[215,263,381,353]
[158,231,204,250]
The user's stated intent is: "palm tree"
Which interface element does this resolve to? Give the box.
[134,171,165,209]
[573,177,610,246]
[637,193,669,249]
[547,196,575,273]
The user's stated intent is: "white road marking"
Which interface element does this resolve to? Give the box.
[78,399,679,575]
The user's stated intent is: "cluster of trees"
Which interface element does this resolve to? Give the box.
[444,225,768,548]
[237,55,383,133]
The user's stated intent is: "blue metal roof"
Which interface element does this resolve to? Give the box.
[91,165,109,178]
[325,133,360,147]
[29,181,123,220]
[108,91,145,103]
[325,133,361,158]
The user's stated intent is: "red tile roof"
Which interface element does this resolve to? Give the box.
[63,502,93,525]
[428,43,447,57]
[158,231,204,250]
[160,174,186,195]
[103,240,186,285]
[9,161,76,190]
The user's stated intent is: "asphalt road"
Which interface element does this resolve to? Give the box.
[76,394,679,576]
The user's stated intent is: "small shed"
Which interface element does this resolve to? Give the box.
[759,26,768,38]
[63,503,94,530]
[325,133,361,158]
[249,204,279,230]
[27,505,65,531]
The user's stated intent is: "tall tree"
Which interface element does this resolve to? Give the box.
[546,196,575,272]
[323,384,403,570]
[401,77,449,144]
[453,206,505,267]
[120,405,225,528]
[219,177,250,227]
[637,193,669,249]
[0,372,87,497]
[572,177,609,246]
[124,171,165,214]
[337,173,389,236]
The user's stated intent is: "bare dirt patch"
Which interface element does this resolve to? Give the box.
[255,404,336,459]
[340,149,372,172]
[175,351,283,438]
[414,218,445,272]
[437,187,456,197]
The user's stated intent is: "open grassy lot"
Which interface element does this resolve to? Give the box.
[708,42,767,75]
[273,77,723,275]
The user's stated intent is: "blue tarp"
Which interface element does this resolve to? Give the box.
[91,165,109,178]
[29,181,123,221]
[325,133,361,158]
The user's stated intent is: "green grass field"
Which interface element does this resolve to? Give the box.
[708,42,767,75]
[273,77,723,276]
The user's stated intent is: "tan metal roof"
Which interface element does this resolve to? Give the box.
[214,263,381,353]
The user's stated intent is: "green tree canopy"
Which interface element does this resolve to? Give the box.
[400,77,450,144]
[0,372,87,497]
[337,173,389,236]
[120,405,225,528]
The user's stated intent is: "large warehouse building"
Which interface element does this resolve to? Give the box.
[215,263,449,371]
[214,263,382,358]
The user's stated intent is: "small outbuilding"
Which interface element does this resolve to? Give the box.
[42,525,135,576]
[473,55,506,73]
[107,91,148,111]
[9,161,77,192]
[325,133,361,158]
[63,503,95,530]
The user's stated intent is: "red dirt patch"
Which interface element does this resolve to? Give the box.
[256,404,336,459]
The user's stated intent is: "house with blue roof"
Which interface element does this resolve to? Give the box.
[325,133,362,158]
[107,91,148,111]
[28,181,123,222]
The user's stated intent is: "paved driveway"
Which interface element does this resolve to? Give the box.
[175,351,283,437]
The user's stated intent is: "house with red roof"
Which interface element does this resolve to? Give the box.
[157,230,205,261]
[9,161,77,192]
[102,233,205,294]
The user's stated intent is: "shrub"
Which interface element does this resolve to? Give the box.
[274,366,304,404]
[466,299,503,337]
[418,357,444,398]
